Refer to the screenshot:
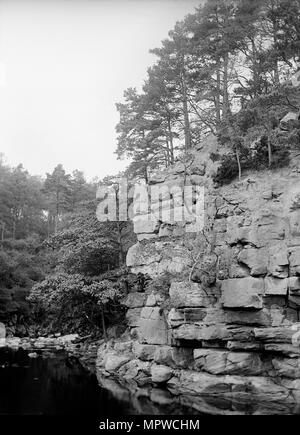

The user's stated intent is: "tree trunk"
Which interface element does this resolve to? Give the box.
[235,147,242,181]
[274,63,280,85]
[215,64,222,131]
[1,223,5,249]
[180,57,192,151]
[251,39,260,97]
[167,117,175,164]
[268,137,272,168]
[222,53,231,121]
[12,217,16,240]
[182,87,192,151]
[54,215,59,235]
[144,165,149,184]
[55,190,60,235]
[101,307,107,342]
[273,25,280,85]
[47,214,51,238]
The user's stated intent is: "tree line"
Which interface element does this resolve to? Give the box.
[0,156,98,241]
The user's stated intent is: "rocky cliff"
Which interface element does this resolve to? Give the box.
[96,129,300,414]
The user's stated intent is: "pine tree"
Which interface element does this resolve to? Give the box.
[43,164,72,234]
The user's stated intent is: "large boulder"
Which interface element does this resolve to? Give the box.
[126,240,192,276]
[194,349,264,376]
[221,277,264,309]
[157,256,191,275]
[172,323,253,343]
[238,248,268,276]
[133,342,159,361]
[289,277,300,294]
[169,281,215,308]
[151,364,173,383]
[104,353,131,372]
[137,307,170,345]
[272,358,300,379]
[154,345,193,369]
[126,242,161,268]
[226,219,258,247]
[145,292,165,307]
[225,215,286,248]
[117,358,152,382]
[268,244,289,278]
[168,307,207,328]
[124,292,147,308]
[126,308,142,328]
[264,277,288,296]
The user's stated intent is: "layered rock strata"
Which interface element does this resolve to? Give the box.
[97,138,300,414]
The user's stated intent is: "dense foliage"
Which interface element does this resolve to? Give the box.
[28,201,136,336]
[0,158,136,336]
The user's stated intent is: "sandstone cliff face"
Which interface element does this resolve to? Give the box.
[97,138,300,414]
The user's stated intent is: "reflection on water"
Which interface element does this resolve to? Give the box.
[0,348,136,415]
[96,374,201,415]
[1,348,299,415]
[96,372,300,416]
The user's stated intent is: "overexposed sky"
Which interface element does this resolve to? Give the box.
[0,0,201,180]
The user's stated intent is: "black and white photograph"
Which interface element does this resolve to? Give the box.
[0,0,300,426]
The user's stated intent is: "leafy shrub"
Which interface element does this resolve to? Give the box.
[210,152,221,162]
[250,135,290,170]
[0,236,48,326]
[214,133,291,185]
[28,272,127,335]
[213,154,240,185]
[215,84,298,185]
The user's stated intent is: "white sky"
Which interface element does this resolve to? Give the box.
[0,0,201,180]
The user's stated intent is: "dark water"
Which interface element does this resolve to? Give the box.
[1,348,296,416]
[0,348,137,416]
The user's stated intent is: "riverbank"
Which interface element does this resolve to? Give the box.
[3,333,300,415]
[0,336,200,415]
[96,337,300,416]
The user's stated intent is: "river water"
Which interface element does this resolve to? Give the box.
[0,347,194,416]
[0,347,138,416]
